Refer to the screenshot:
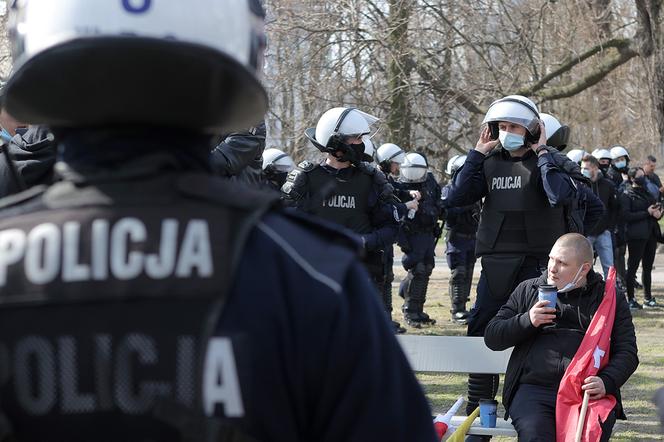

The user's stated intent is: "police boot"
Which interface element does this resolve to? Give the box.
[384,271,405,333]
[403,263,435,327]
[449,267,469,324]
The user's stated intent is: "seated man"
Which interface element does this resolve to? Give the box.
[485,233,638,442]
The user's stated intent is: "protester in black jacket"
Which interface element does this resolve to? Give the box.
[485,233,638,442]
[620,167,663,309]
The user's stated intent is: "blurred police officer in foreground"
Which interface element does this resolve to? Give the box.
[441,154,480,324]
[445,95,580,431]
[281,107,400,316]
[0,2,436,441]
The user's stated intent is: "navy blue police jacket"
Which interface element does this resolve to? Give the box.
[0,129,436,442]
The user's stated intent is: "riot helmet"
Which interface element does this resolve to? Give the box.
[304,107,379,164]
[445,154,467,176]
[592,148,612,173]
[610,145,630,172]
[4,0,267,133]
[400,152,428,183]
[362,135,375,162]
[262,147,294,188]
[539,113,570,150]
[376,142,405,174]
[566,149,586,165]
[483,95,541,144]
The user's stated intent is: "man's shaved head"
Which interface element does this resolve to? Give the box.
[552,233,594,265]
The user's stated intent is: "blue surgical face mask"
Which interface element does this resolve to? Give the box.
[614,160,627,170]
[0,128,12,143]
[558,265,586,293]
[581,169,593,179]
[499,130,525,151]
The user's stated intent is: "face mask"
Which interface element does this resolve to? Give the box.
[558,265,586,293]
[499,130,524,151]
[581,169,593,179]
[633,176,647,187]
[614,160,627,170]
[0,128,12,143]
[599,164,609,174]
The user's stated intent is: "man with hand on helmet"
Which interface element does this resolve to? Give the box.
[445,95,583,434]
[396,153,442,328]
[441,154,480,324]
[282,107,400,324]
[0,2,436,442]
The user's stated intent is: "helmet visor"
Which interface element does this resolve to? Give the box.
[483,101,539,135]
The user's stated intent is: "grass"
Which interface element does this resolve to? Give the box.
[391,246,664,440]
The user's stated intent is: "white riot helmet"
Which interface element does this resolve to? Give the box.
[566,149,586,164]
[304,107,379,163]
[400,152,428,183]
[445,154,467,176]
[610,145,630,160]
[483,95,540,142]
[376,143,406,165]
[262,148,295,173]
[362,135,375,162]
[592,149,612,161]
[539,113,570,150]
[4,0,267,133]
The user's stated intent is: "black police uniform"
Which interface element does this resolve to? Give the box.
[282,160,398,312]
[395,173,441,326]
[0,130,437,442]
[446,147,576,422]
[0,126,56,198]
[440,182,480,323]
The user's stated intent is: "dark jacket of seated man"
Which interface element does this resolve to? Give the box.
[484,234,638,440]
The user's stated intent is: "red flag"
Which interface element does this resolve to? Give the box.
[556,267,617,442]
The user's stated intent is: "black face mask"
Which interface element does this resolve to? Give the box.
[633,176,647,187]
[599,164,610,174]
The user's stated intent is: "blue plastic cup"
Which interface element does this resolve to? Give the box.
[538,284,558,307]
[479,399,498,428]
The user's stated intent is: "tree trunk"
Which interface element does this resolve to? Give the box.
[386,0,412,148]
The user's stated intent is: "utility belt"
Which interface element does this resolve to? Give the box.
[402,224,434,235]
[446,230,476,240]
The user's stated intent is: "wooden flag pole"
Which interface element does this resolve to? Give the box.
[574,391,590,442]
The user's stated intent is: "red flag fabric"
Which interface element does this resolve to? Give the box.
[556,266,618,442]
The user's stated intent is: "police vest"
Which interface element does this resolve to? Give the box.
[0,172,276,442]
[476,152,566,256]
[307,166,373,234]
[443,182,480,237]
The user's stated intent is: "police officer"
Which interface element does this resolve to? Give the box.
[608,145,631,290]
[261,147,295,191]
[0,2,437,441]
[396,153,441,327]
[445,95,580,426]
[592,148,613,176]
[608,145,630,189]
[376,142,416,333]
[441,154,480,324]
[281,107,400,321]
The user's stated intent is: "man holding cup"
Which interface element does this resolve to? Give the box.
[484,233,638,441]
